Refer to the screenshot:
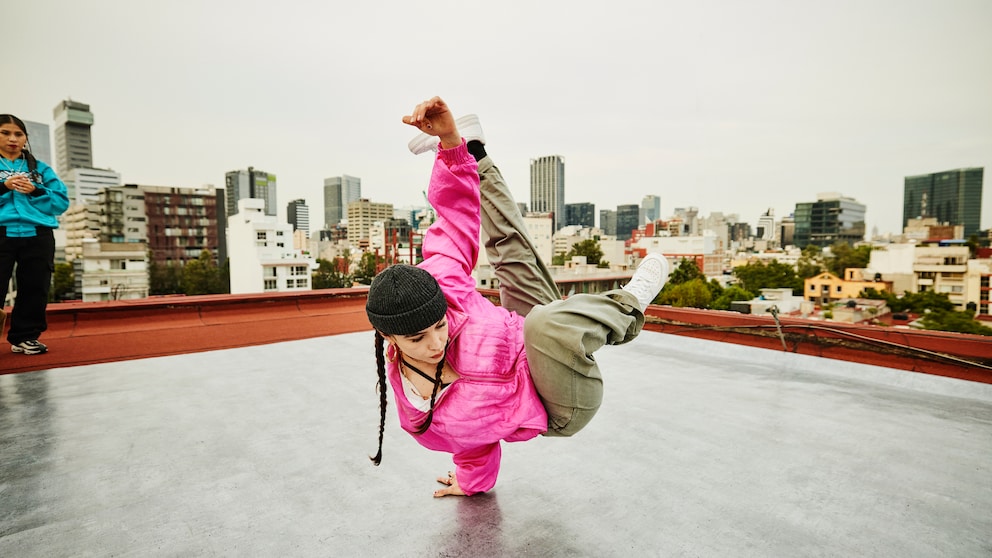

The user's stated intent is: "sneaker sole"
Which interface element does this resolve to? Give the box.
[11,345,47,355]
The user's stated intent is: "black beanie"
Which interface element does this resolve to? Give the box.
[366,265,448,335]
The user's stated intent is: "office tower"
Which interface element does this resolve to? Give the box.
[64,167,121,205]
[793,193,866,248]
[24,120,52,166]
[641,195,661,225]
[287,199,310,237]
[52,99,94,175]
[600,209,617,236]
[225,167,276,217]
[903,167,984,237]
[530,155,565,231]
[565,202,595,228]
[323,174,361,228]
[347,199,393,245]
[755,209,776,241]
[779,215,796,247]
[616,204,640,241]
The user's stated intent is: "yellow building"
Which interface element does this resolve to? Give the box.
[804,269,891,305]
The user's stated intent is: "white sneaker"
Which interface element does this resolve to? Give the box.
[407,114,486,155]
[622,254,670,311]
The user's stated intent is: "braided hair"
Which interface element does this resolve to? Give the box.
[369,331,447,466]
[0,114,41,182]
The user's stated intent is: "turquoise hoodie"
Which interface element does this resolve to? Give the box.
[0,155,69,236]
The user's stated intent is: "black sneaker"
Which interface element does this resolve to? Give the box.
[11,340,48,355]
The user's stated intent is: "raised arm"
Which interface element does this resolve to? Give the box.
[402,96,462,150]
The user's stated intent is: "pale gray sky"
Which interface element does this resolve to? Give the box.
[10,0,992,236]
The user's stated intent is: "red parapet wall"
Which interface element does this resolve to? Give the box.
[4,290,990,385]
[643,305,992,384]
[1,290,373,375]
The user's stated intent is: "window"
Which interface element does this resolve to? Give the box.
[264,279,277,291]
[257,232,267,240]
[295,278,308,288]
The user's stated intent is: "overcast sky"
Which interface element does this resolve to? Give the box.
[10,0,992,237]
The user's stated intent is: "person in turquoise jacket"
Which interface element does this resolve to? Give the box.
[0,114,70,355]
[365,97,670,497]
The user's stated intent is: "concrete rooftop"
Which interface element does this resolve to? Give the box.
[2,329,991,557]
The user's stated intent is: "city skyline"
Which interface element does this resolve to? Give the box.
[8,1,991,237]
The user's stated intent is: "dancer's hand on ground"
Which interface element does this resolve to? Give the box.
[402,96,461,150]
[433,470,465,498]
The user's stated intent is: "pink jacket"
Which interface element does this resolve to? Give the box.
[385,141,548,495]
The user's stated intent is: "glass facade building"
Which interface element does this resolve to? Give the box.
[903,168,984,237]
[793,194,866,248]
[565,202,595,228]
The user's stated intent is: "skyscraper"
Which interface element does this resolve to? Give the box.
[530,155,565,231]
[52,99,94,175]
[323,175,361,229]
[225,167,277,218]
[641,195,661,225]
[287,199,310,237]
[793,193,866,248]
[616,204,640,241]
[600,209,617,236]
[24,120,52,166]
[565,202,595,228]
[903,168,984,237]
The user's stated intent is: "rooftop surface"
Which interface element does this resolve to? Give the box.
[2,324,991,557]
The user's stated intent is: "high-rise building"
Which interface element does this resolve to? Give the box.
[903,167,984,237]
[600,209,617,236]
[64,184,220,267]
[64,167,121,205]
[24,120,52,167]
[641,195,661,226]
[616,204,640,241]
[530,155,565,231]
[755,209,776,241]
[346,199,393,245]
[52,99,94,175]
[287,199,310,238]
[793,193,866,248]
[323,175,361,229]
[565,202,595,228]
[225,167,276,217]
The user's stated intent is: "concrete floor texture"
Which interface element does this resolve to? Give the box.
[1,331,990,557]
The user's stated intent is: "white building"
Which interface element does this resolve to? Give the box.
[867,243,970,309]
[77,239,149,302]
[228,198,316,294]
[63,167,121,205]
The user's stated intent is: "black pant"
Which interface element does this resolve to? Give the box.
[0,227,55,344]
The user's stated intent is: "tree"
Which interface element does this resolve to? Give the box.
[183,250,224,295]
[824,242,872,277]
[353,252,384,285]
[796,245,824,280]
[149,259,184,295]
[711,285,753,310]
[668,258,704,285]
[51,262,75,301]
[919,309,992,336]
[658,278,713,308]
[732,260,802,296]
[313,257,352,289]
[564,239,604,266]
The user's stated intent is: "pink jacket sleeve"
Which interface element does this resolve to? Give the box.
[418,142,482,310]
[454,442,502,495]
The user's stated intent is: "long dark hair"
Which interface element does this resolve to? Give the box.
[370,330,446,466]
[0,114,40,181]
